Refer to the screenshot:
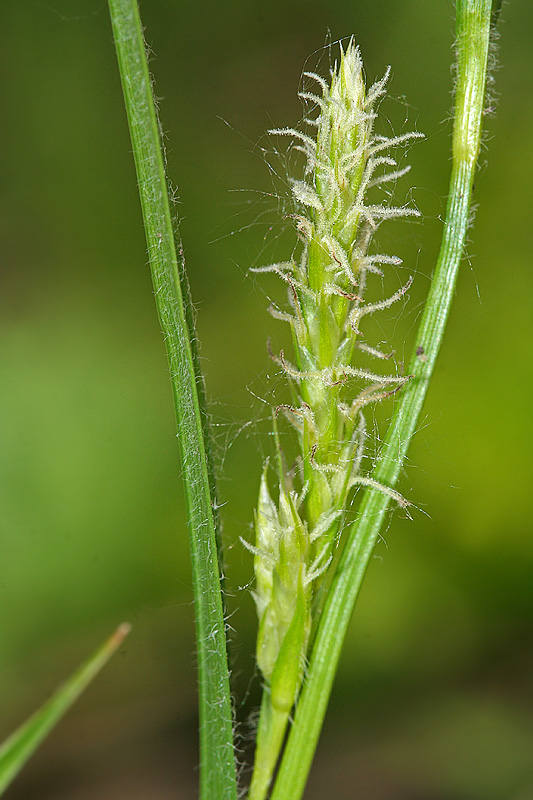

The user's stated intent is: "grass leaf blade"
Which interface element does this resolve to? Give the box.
[106,2,237,798]
[271,3,494,798]
[0,624,130,795]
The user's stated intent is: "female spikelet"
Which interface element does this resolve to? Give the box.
[246,40,422,800]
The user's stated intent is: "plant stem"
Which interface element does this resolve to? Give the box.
[270,2,494,799]
[107,2,237,798]
[248,691,288,800]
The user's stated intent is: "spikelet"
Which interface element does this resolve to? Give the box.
[247,40,421,800]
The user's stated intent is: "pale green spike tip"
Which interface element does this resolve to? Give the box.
[250,35,421,698]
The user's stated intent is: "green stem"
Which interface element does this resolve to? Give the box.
[107,2,237,798]
[270,3,494,799]
[248,693,289,800]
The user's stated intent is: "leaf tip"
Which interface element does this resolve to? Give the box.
[112,622,132,647]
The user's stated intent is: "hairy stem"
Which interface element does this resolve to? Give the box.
[107,2,237,798]
[270,3,494,799]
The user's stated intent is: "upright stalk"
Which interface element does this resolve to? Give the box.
[107,2,237,798]
[271,3,493,799]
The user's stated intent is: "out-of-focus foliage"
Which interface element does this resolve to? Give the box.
[0,1,531,798]
[0,624,130,794]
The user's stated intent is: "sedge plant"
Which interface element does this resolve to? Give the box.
[0,1,497,798]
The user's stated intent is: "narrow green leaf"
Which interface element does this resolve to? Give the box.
[0,623,130,795]
[106,2,237,798]
[271,3,495,798]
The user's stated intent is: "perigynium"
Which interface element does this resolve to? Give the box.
[246,40,423,800]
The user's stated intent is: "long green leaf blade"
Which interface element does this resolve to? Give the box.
[106,2,237,798]
[0,623,130,795]
[271,3,494,798]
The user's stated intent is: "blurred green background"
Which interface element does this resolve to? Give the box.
[1,1,532,798]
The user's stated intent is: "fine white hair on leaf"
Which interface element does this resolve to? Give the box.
[367,165,411,188]
[303,116,322,128]
[275,403,317,436]
[356,342,395,359]
[322,234,357,283]
[240,537,276,563]
[291,180,324,212]
[349,276,413,329]
[349,476,410,509]
[365,65,391,106]
[268,304,295,325]
[249,261,295,275]
[360,202,420,220]
[292,145,318,171]
[370,254,402,264]
[269,127,317,154]
[302,70,329,95]
[344,201,419,231]
[323,283,363,302]
[345,411,367,480]
[365,253,402,267]
[298,91,330,114]
[325,365,408,386]
[369,130,425,155]
[305,553,333,585]
[349,382,404,416]
[309,510,343,543]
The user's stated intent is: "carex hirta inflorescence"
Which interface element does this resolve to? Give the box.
[246,40,422,800]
